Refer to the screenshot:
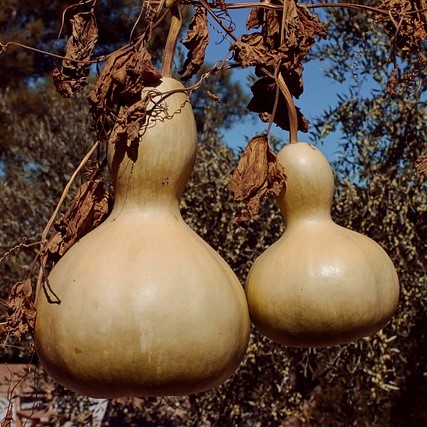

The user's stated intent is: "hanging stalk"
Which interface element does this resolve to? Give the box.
[161,5,182,77]
[276,72,298,144]
[269,0,299,144]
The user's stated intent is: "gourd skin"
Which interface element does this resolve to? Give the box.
[245,142,399,347]
[35,78,250,398]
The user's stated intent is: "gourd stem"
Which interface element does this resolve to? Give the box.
[161,5,182,78]
[276,0,298,144]
[276,73,298,144]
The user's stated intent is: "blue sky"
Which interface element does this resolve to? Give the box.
[220,59,344,160]
[201,7,356,161]
[202,6,424,164]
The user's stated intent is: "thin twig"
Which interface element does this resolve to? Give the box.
[216,1,392,15]
[0,41,106,65]
[57,0,97,41]
[40,140,100,245]
[129,2,146,42]
[0,239,29,265]
[34,139,100,300]
[199,0,238,42]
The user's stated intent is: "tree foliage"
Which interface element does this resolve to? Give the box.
[0,0,166,88]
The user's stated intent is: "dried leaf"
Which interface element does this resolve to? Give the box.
[263,2,295,51]
[235,1,326,130]
[46,177,112,261]
[246,8,262,30]
[53,11,98,97]
[179,7,209,81]
[294,4,328,53]
[231,33,274,68]
[246,1,326,70]
[2,279,36,341]
[229,135,286,222]
[0,406,13,427]
[248,76,309,132]
[109,95,150,146]
[88,44,161,142]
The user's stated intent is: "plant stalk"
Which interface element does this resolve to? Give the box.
[161,5,182,77]
[276,73,298,144]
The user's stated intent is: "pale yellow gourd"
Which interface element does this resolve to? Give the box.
[245,142,399,347]
[35,78,250,398]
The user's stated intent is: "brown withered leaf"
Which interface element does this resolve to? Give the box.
[53,11,98,97]
[265,1,297,51]
[237,1,326,131]
[46,177,112,261]
[293,3,327,56]
[248,76,309,132]
[246,1,326,70]
[88,44,161,141]
[229,135,286,222]
[2,279,36,341]
[0,406,13,427]
[87,46,132,117]
[415,152,427,177]
[231,33,275,68]
[246,7,262,30]
[1,407,13,427]
[109,94,150,146]
[179,7,209,81]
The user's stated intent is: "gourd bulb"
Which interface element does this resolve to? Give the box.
[245,142,399,347]
[35,78,250,398]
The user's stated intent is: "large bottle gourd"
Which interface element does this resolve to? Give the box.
[246,142,399,347]
[35,78,250,398]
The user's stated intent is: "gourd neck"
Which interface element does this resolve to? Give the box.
[110,195,182,220]
[107,77,197,216]
[280,203,332,228]
[276,142,335,228]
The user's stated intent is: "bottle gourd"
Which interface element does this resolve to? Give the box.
[245,142,399,347]
[35,78,250,398]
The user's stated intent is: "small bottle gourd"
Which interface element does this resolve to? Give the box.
[245,142,399,347]
[35,78,250,398]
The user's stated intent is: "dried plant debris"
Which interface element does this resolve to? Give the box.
[248,76,309,132]
[229,135,286,222]
[1,176,111,344]
[375,0,427,59]
[46,176,112,262]
[415,152,427,177]
[53,10,98,97]
[230,33,274,68]
[231,0,326,131]
[1,279,36,341]
[0,406,13,427]
[179,7,209,81]
[88,43,161,143]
